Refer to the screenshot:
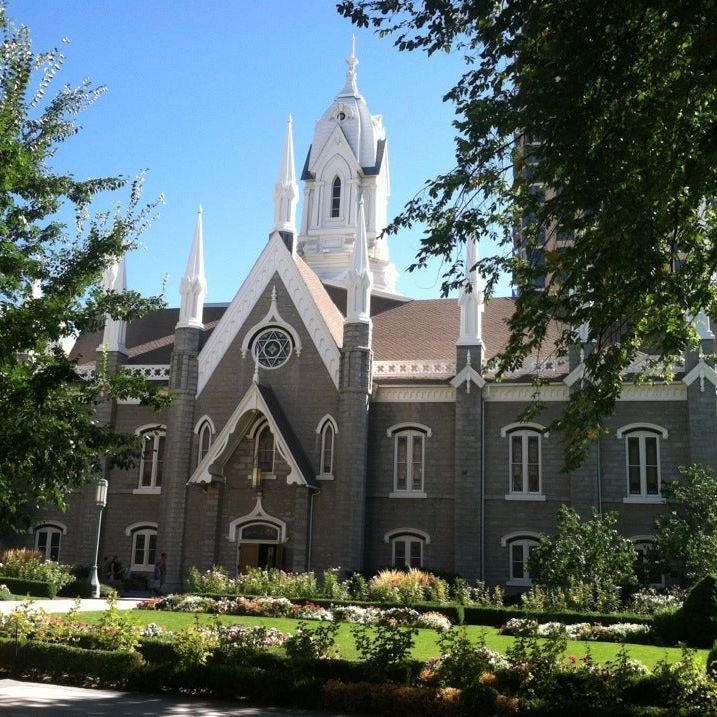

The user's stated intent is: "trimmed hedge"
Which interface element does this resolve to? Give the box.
[58,579,115,598]
[0,575,57,598]
[461,604,653,628]
[0,637,142,684]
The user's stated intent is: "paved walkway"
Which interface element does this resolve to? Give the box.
[0,679,354,716]
[0,597,142,615]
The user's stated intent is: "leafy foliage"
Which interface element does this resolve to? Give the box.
[530,506,637,611]
[0,5,168,531]
[652,465,717,585]
[338,0,717,467]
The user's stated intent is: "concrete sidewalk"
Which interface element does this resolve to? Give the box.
[0,679,354,716]
[0,597,142,615]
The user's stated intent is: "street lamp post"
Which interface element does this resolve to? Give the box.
[89,478,108,599]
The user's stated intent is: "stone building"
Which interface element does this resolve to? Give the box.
[15,48,717,592]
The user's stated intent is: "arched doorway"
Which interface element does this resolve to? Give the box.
[236,521,283,572]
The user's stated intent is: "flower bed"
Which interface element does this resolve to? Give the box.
[499,617,654,644]
[137,594,453,630]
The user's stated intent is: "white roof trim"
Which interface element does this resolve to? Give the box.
[564,362,584,387]
[197,234,340,395]
[188,382,309,487]
[683,360,717,392]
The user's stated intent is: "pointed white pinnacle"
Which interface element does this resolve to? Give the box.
[177,206,208,329]
[272,115,298,238]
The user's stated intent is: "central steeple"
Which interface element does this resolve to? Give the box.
[296,40,399,296]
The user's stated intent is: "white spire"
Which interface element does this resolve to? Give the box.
[271,115,298,241]
[457,237,484,346]
[346,194,372,323]
[177,206,207,329]
[693,307,715,340]
[338,35,359,97]
[98,256,128,355]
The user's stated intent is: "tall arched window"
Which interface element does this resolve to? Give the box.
[255,423,275,475]
[197,421,212,466]
[137,427,166,490]
[331,176,341,218]
[320,421,335,476]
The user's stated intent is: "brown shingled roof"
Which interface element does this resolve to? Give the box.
[372,296,564,368]
[70,305,228,366]
[295,256,345,347]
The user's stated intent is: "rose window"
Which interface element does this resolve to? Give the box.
[253,328,292,369]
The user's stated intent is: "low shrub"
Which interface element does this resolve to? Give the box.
[0,576,57,599]
[0,549,74,591]
[284,620,340,662]
[58,578,115,599]
[367,568,450,604]
[677,574,717,648]
[0,583,11,600]
[352,619,418,672]
[0,637,142,685]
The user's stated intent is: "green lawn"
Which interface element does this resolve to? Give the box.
[72,609,708,669]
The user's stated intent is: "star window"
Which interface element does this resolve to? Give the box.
[253,328,292,369]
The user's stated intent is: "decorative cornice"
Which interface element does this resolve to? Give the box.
[617,384,686,401]
[483,384,569,402]
[76,364,170,381]
[197,234,340,395]
[373,386,455,403]
[373,360,455,379]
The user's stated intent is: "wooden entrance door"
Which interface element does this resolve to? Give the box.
[237,543,283,573]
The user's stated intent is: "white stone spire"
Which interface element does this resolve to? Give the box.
[693,307,715,340]
[177,206,207,329]
[457,237,484,346]
[346,194,372,323]
[271,115,298,241]
[338,35,359,98]
[98,256,128,355]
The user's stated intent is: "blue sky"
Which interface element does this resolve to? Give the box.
[14,1,511,304]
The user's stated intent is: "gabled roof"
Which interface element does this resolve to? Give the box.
[197,233,343,395]
[188,381,317,488]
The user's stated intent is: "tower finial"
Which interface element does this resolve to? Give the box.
[340,35,359,97]
[271,115,298,248]
[346,193,372,324]
[177,206,208,329]
[457,237,484,347]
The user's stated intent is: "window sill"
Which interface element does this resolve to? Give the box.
[623,495,665,504]
[133,487,161,495]
[316,473,334,481]
[506,579,533,587]
[389,491,427,499]
[504,493,546,502]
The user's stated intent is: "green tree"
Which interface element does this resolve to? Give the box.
[338,1,717,467]
[652,465,717,586]
[530,505,637,611]
[0,5,168,532]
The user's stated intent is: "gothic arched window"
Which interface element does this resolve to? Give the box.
[331,176,341,218]
[255,423,275,475]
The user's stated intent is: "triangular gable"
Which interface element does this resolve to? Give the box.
[197,233,341,395]
[188,381,317,488]
[683,359,717,391]
[308,124,363,178]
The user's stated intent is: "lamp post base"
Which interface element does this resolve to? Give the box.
[88,565,100,599]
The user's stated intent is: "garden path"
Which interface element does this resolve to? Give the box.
[0,679,360,716]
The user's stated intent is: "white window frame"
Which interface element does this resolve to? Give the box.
[617,424,667,503]
[500,531,540,587]
[384,529,430,569]
[33,523,65,562]
[130,527,157,571]
[134,424,166,494]
[330,175,342,218]
[501,423,547,501]
[387,423,431,498]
